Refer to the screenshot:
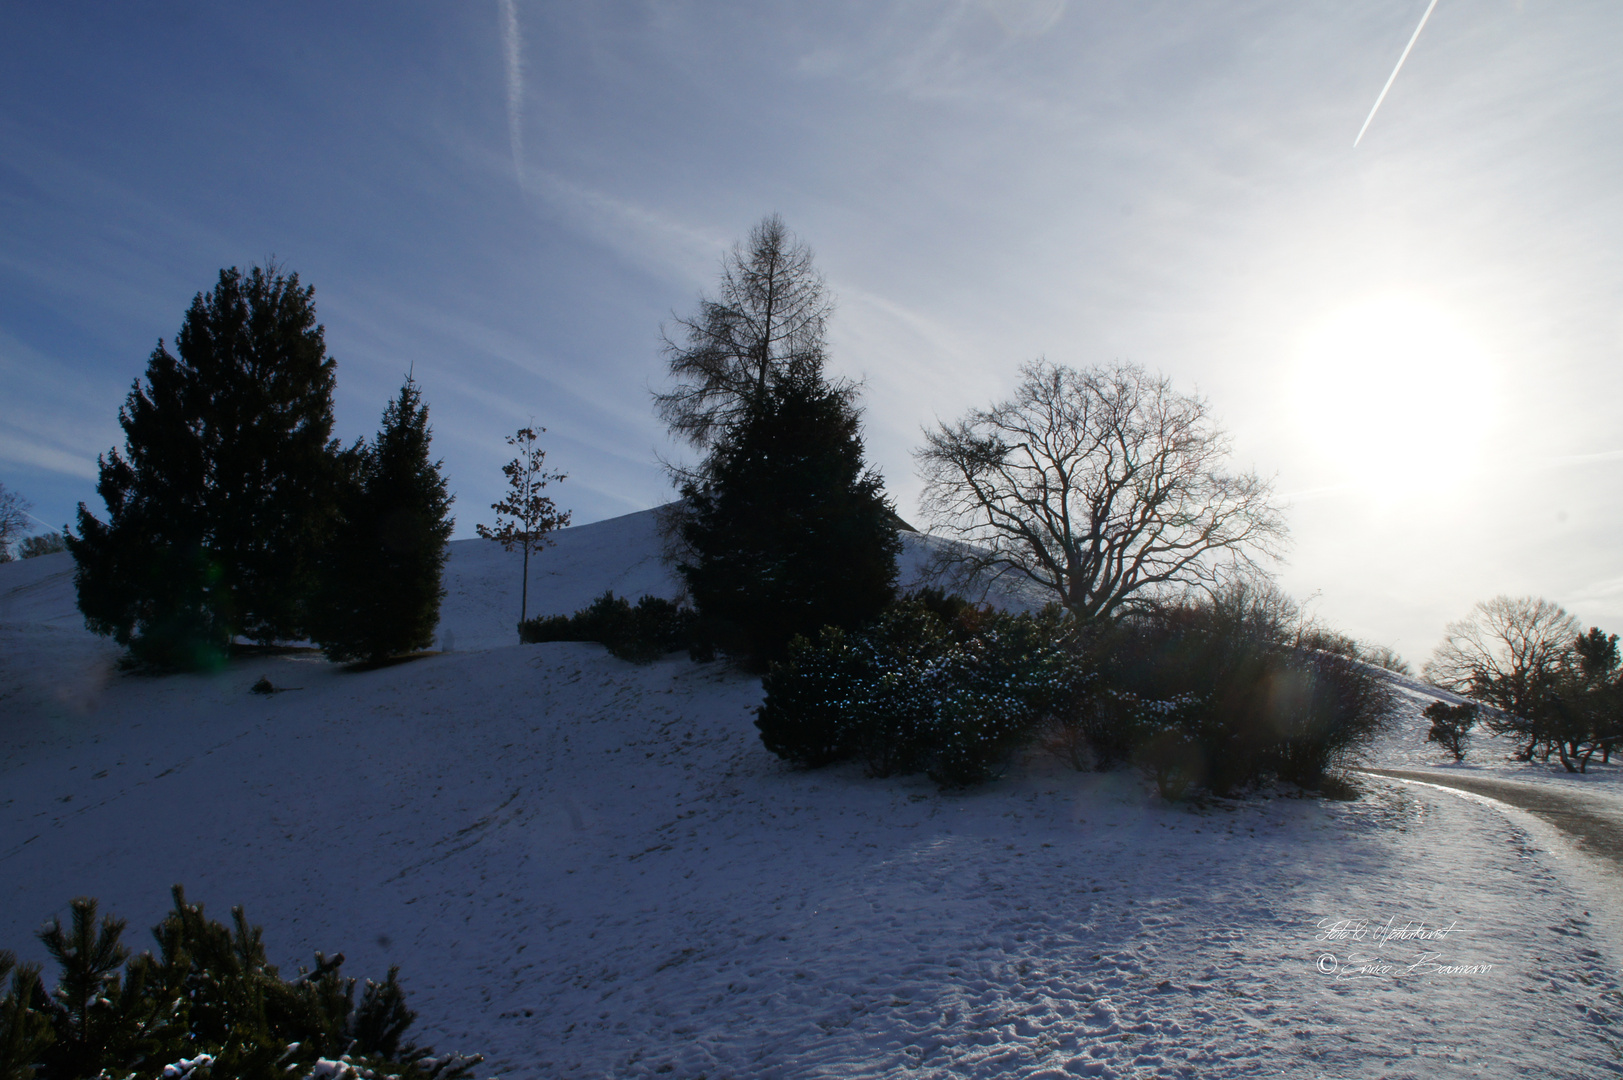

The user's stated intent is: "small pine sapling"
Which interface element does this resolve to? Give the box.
[477,426,570,627]
[0,952,54,1080]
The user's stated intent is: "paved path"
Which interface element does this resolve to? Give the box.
[1359,767,1623,875]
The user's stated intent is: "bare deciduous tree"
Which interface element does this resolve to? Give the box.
[915,360,1286,620]
[0,481,31,562]
[654,213,832,452]
[1422,595,1580,760]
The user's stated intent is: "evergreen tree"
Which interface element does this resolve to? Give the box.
[313,377,455,664]
[68,265,340,668]
[476,426,569,626]
[680,374,900,668]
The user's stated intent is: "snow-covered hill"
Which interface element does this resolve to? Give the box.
[3,512,1621,1078]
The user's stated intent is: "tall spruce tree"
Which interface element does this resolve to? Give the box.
[68,265,340,668]
[679,374,900,668]
[313,377,455,664]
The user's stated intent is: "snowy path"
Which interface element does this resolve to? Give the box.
[1360,766,1623,877]
[4,517,1623,1077]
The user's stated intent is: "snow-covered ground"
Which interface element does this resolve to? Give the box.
[3,510,1621,1078]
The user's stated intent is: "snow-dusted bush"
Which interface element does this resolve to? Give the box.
[519,591,695,663]
[755,598,1082,787]
[759,583,1391,799]
[0,889,486,1080]
[925,613,1087,786]
[757,601,946,776]
[1424,700,1478,761]
[755,625,870,768]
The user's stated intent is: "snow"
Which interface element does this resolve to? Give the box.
[3,510,1622,1078]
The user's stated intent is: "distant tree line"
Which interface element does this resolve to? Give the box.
[1423,595,1623,771]
[0,482,65,562]
[67,264,455,669]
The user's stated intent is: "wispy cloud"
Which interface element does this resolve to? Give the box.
[977,0,1067,39]
[498,0,524,180]
[520,169,730,286]
[0,328,121,481]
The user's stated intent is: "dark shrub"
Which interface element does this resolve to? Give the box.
[759,580,1391,799]
[1080,585,1394,796]
[904,586,985,633]
[925,607,1084,787]
[1041,623,1145,771]
[519,591,694,663]
[848,601,963,778]
[1133,717,1206,801]
[1262,649,1395,788]
[756,625,873,768]
[1423,700,1478,761]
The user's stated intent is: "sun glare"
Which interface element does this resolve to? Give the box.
[1294,295,1495,490]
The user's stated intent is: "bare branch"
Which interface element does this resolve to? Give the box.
[914,360,1287,620]
[653,214,833,452]
[1423,595,1579,726]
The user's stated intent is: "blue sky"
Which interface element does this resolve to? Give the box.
[4,0,1622,662]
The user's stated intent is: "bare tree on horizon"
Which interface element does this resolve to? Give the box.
[654,213,835,457]
[915,360,1287,621]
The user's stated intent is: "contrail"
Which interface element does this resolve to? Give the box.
[1354,0,1442,148]
[498,0,524,178]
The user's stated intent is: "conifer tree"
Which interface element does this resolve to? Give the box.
[313,377,455,664]
[680,374,900,668]
[68,265,340,668]
[655,213,831,454]
[477,426,569,626]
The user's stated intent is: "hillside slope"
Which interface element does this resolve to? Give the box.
[2,513,1621,1078]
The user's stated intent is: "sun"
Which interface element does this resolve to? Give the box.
[1293,295,1496,489]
